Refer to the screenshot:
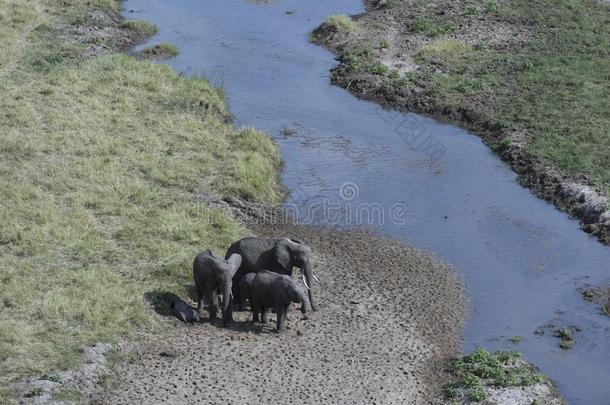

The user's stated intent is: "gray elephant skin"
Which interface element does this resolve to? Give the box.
[226,237,319,311]
[193,249,242,326]
[170,297,202,324]
[238,272,257,309]
[251,270,310,332]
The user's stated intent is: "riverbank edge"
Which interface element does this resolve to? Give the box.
[4,1,469,403]
[311,0,610,246]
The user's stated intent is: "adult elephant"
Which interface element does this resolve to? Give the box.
[226,237,319,312]
[193,250,242,326]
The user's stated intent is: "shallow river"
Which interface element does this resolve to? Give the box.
[123,1,609,402]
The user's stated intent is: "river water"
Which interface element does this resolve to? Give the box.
[122,0,609,402]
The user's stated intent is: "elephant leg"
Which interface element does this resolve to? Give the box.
[252,300,260,323]
[261,307,270,324]
[276,304,288,332]
[231,270,244,308]
[207,289,218,321]
[195,287,204,311]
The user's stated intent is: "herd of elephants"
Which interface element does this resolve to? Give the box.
[170,237,319,331]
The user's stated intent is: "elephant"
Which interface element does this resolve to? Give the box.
[238,272,257,310]
[170,297,203,324]
[193,249,242,326]
[250,270,310,332]
[226,237,319,312]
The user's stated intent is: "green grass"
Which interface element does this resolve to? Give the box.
[410,18,456,37]
[445,349,548,402]
[120,20,157,38]
[51,388,83,402]
[448,349,546,388]
[0,0,281,388]
[427,0,610,193]
[324,14,355,32]
[416,40,473,60]
[136,43,179,60]
[322,0,610,197]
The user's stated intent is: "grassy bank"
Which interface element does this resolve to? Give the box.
[0,0,281,388]
[444,349,562,404]
[312,0,610,238]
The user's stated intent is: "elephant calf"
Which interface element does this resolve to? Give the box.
[170,297,202,324]
[193,249,242,326]
[251,270,310,332]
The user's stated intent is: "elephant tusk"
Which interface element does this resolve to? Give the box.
[229,290,234,300]
[313,273,320,283]
[301,273,311,291]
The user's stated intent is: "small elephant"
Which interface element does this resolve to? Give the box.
[170,297,202,323]
[238,272,257,310]
[193,249,242,326]
[226,237,320,311]
[251,270,311,332]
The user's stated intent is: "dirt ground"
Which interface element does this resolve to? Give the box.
[89,209,466,404]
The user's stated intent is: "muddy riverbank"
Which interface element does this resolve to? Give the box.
[89,201,467,403]
[2,1,473,403]
[120,1,610,402]
[311,0,610,245]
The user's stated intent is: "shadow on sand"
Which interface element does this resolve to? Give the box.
[144,289,270,334]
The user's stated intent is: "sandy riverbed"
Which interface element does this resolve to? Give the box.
[90,207,466,404]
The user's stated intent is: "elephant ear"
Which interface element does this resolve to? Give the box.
[226,253,242,272]
[273,240,292,270]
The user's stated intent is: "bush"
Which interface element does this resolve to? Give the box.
[325,14,355,31]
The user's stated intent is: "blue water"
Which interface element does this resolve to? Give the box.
[123,1,610,402]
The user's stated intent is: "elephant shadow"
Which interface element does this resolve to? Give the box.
[183,283,199,302]
[144,290,182,317]
[144,289,271,334]
[207,317,275,334]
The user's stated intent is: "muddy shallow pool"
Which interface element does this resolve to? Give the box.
[123,0,610,402]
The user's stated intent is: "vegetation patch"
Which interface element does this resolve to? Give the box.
[0,0,281,390]
[444,349,555,403]
[51,387,83,402]
[135,43,179,60]
[120,19,157,39]
[323,14,355,32]
[310,14,355,44]
[580,284,610,316]
[410,18,456,37]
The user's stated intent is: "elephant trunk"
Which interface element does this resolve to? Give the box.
[302,261,318,311]
[221,281,233,326]
[295,285,311,314]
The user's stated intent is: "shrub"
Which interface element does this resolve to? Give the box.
[325,14,355,31]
